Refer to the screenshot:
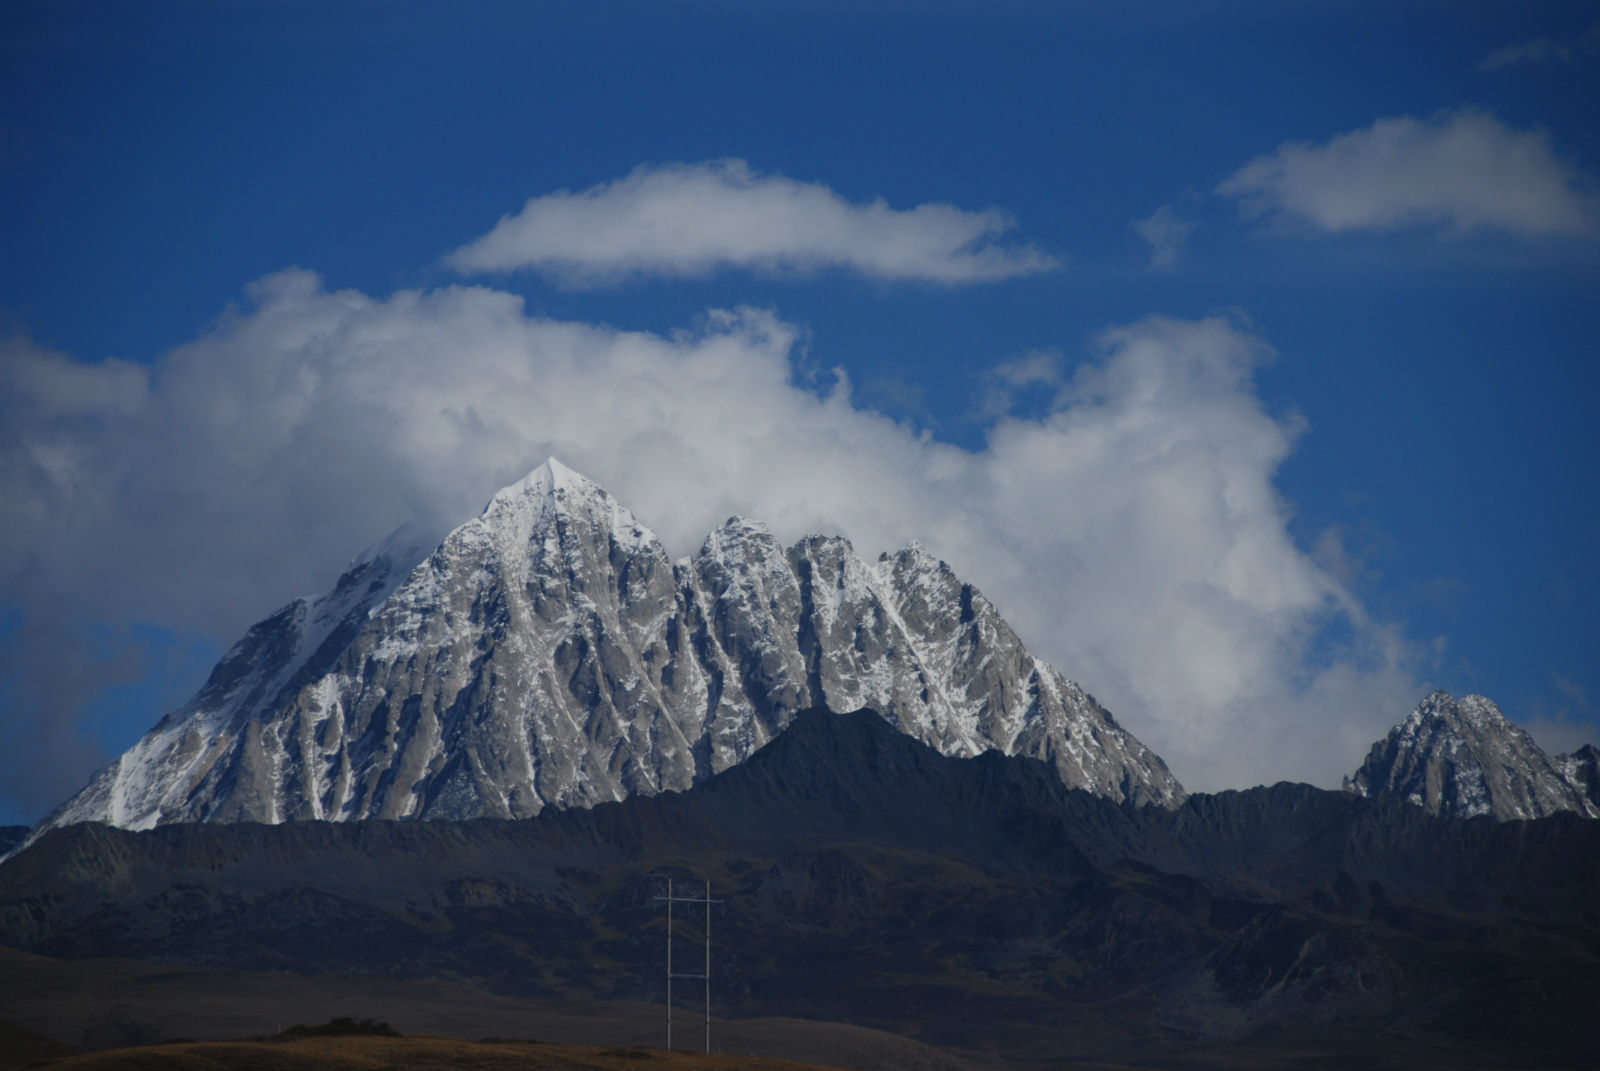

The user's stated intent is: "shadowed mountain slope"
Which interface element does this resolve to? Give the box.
[4,709,1597,1068]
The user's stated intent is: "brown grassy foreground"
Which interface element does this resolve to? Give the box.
[30,1035,846,1071]
[3,941,998,1069]
[0,947,992,1071]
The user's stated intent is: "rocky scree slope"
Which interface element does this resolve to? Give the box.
[31,460,1181,842]
[1346,690,1600,821]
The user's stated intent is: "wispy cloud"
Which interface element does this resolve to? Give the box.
[1480,21,1600,71]
[1,273,1421,817]
[1133,205,1197,270]
[1217,108,1600,239]
[446,159,1060,285]
[975,349,1062,420]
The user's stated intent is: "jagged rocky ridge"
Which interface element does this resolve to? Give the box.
[34,460,1182,840]
[1346,690,1600,821]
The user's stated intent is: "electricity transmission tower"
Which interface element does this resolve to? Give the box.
[654,878,721,1054]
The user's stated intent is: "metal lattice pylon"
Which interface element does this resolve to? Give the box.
[654,878,721,1053]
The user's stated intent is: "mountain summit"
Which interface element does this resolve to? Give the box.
[1345,690,1599,821]
[34,460,1184,838]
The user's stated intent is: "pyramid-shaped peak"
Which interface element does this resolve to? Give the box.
[1389,691,1525,755]
[482,457,603,512]
[1350,690,1595,820]
[1402,692,1512,738]
[472,459,660,555]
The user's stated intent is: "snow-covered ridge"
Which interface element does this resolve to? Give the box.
[26,459,1185,843]
[37,523,433,837]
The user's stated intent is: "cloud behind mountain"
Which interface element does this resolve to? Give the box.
[0,270,1420,820]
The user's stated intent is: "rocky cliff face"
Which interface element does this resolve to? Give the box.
[32,460,1182,839]
[1555,743,1600,812]
[1345,690,1599,821]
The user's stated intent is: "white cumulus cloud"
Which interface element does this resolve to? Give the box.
[0,273,1422,820]
[1218,108,1600,239]
[446,159,1060,284]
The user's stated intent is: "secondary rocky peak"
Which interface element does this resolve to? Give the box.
[1346,690,1598,821]
[881,539,942,571]
[699,515,784,569]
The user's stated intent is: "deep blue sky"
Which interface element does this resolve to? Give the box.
[2,0,1597,825]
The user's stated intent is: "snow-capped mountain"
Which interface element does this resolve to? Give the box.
[1344,690,1599,821]
[33,459,1183,838]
